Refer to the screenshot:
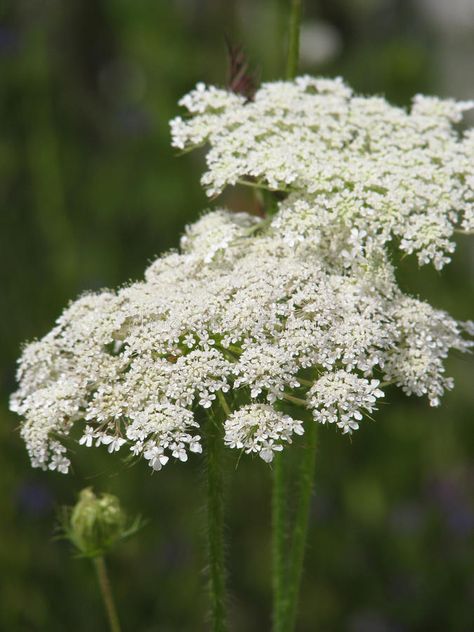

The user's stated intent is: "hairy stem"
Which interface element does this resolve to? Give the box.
[205,412,228,632]
[272,451,289,632]
[286,0,302,80]
[93,556,122,632]
[272,1,307,630]
[283,419,318,631]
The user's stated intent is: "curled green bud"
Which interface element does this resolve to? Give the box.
[62,487,142,558]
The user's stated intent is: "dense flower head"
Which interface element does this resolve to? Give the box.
[10,76,474,474]
[10,210,472,473]
[308,371,384,434]
[224,404,304,463]
[171,76,474,269]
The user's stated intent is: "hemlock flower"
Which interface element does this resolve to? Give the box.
[171,76,474,270]
[224,404,304,462]
[307,371,385,433]
[10,77,474,475]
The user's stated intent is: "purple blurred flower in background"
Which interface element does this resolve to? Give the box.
[425,468,474,538]
[15,480,54,517]
[0,25,20,55]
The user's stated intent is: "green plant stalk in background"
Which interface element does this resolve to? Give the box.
[272,1,319,630]
[284,418,318,631]
[21,27,76,286]
[272,411,318,632]
[272,452,288,632]
[93,556,122,632]
[285,0,302,80]
[205,395,229,632]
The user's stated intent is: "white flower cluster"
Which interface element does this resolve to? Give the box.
[180,209,259,263]
[10,77,474,474]
[172,76,474,269]
[308,371,384,434]
[224,404,304,463]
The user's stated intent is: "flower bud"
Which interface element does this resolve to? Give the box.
[64,487,140,557]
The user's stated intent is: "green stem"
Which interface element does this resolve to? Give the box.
[297,377,314,387]
[282,392,308,407]
[272,2,306,629]
[216,390,231,416]
[243,216,273,237]
[286,0,302,80]
[283,420,318,631]
[205,412,228,632]
[93,556,122,632]
[272,452,288,632]
[237,178,291,194]
[22,27,76,286]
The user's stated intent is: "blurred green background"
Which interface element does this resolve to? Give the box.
[1,1,473,630]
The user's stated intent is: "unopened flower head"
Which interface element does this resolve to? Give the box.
[63,487,141,557]
[10,76,474,474]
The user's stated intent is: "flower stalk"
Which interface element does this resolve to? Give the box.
[273,2,319,631]
[272,451,288,632]
[283,418,318,631]
[205,408,228,632]
[286,0,302,80]
[94,556,122,632]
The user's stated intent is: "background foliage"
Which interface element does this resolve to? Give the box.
[1,1,473,630]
